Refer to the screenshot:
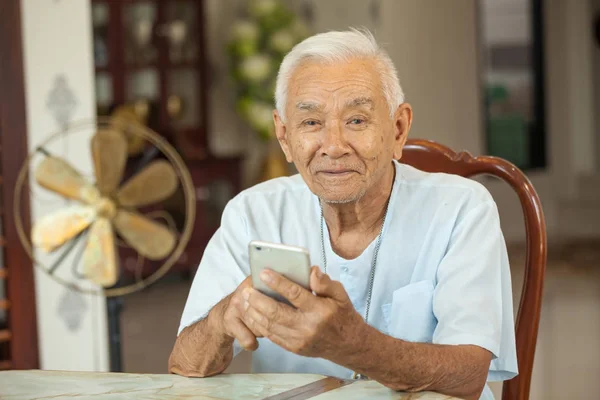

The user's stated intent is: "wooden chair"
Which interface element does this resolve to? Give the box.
[399,139,547,400]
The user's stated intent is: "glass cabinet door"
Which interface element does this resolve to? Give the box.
[95,73,113,115]
[92,2,112,115]
[91,0,207,150]
[167,68,201,129]
[162,1,204,143]
[123,1,158,66]
[92,2,110,68]
[163,0,199,64]
[126,68,159,103]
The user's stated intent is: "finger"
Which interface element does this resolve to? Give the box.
[310,266,349,301]
[226,287,262,347]
[227,317,259,351]
[230,276,257,316]
[232,309,264,340]
[243,303,296,339]
[242,308,269,338]
[243,287,297,328]
[240,276,253,288]
[260,269,315,309]
[242,307,301,354]
[260,330,298,355]
[229,281,263,339]
[243,307,274,339]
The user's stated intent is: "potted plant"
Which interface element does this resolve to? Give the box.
[228,0,309,182]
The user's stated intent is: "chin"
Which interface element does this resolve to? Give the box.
[318,189,366,204]
[303,171,367,204]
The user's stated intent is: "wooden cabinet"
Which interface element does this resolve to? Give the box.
[92,0,209,157]
[92,0,243,278]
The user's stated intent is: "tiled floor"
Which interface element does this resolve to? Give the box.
[121,243,600,399]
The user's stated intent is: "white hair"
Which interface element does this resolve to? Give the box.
[274,28,405,122]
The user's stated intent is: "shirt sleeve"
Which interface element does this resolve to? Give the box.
[177,197,250,343]
[432,199,518,381]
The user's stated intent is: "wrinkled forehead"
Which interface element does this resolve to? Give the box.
[286,58,385,113]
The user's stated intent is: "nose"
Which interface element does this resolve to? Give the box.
[320,121,351,159]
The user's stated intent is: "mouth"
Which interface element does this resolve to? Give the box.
[317,169,356,176]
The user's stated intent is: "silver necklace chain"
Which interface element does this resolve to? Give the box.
[319,200,390,324]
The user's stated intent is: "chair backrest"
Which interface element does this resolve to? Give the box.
[399,139,547,400]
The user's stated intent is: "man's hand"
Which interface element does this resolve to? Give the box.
[218,277,264,351]
[169,277,262,378]
[241,266,364,359]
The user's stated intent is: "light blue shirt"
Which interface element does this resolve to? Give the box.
[179,160,518,399]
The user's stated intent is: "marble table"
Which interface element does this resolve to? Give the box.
[0,370,458,399]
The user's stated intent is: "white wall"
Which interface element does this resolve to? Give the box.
[20,0,109,371]
[564,0,596,174]
[380,0,483,154]
[482,0,530,45]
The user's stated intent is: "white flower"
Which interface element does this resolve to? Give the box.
[249,0,278,18]
[231,20,259,43]
[239,54,272,83]
[269,29,295,53]
[247,101,274,132]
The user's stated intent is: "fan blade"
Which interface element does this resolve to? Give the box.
[115,160,178,208]
[113,210,176,260]
[32,205,96,252]
[92,128,128,195]
[35,156,100,204]
[82,218,118,287]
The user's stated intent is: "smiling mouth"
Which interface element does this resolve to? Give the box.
[318,170,356,176]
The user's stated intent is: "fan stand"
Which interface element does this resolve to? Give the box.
[107,296,123,371]
[53,234,124,371]
[106,145,162,372]
[45,231,123,371]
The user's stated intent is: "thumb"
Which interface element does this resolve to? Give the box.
[310,266,347,301]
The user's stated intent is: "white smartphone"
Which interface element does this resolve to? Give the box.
[248,240,311,304]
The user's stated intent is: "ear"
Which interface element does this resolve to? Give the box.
[392,103,413,160]
[274,110,293,163]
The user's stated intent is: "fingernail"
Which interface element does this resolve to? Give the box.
[244,300,249,311]
[260,270,272,283]
[242,288,251,300]
[316,268,323,278]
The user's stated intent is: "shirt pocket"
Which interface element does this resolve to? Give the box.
[381,280,437,343]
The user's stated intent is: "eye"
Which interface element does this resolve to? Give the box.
[303,120,320,126]
[349,118,365,125]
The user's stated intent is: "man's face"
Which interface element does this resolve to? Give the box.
[274,58,412,203]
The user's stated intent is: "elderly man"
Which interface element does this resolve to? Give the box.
[169,29,517,400]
